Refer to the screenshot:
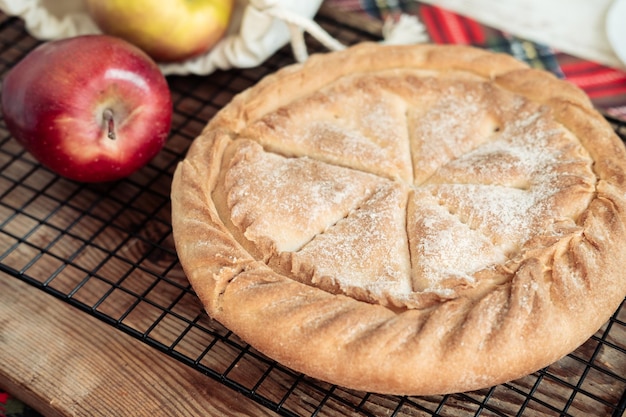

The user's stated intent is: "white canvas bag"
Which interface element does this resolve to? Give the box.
[0,0,426,75]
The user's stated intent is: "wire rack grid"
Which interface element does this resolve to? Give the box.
[0,9,625,417]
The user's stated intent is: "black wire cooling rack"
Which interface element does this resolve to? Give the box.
[1,8,625,417]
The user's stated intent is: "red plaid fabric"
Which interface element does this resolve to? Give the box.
[421,5,485,45]
[0,390,40,417]
[0,391,7,417]
[559,59,626,118]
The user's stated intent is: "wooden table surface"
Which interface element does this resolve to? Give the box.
[0,272,278,417]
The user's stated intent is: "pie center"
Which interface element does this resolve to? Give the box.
[213,69,596,309]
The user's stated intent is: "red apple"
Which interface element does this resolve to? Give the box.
[1,35,172,183]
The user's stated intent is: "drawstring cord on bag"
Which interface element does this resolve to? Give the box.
[261,5,428,63]
[263,6,346,62]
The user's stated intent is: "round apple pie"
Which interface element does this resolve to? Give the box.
[171,43,626,395]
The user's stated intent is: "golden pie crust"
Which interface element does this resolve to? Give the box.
[171,43,626,395]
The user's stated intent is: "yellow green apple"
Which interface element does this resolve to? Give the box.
[85,0,234,63]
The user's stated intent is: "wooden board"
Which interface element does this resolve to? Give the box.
[0,271,278,417]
